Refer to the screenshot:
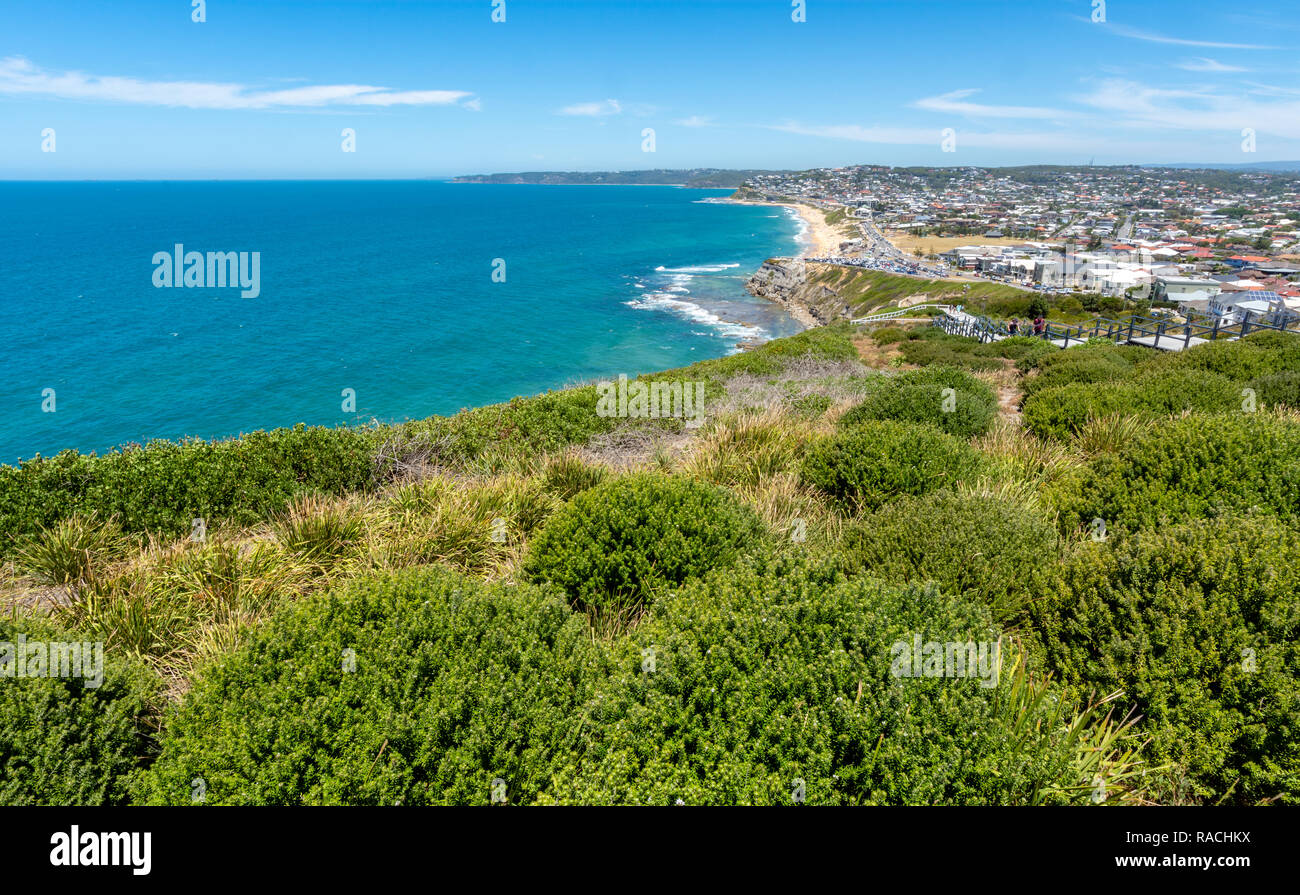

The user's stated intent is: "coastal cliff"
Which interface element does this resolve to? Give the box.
[745,259,850,328]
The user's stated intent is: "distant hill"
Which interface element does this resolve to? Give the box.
[1145,161,1300,173]
[450,169,785,188]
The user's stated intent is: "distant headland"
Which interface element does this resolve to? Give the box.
[450,168,788,188]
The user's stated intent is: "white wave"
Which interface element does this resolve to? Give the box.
[624,293,768,341]
[653,263,741,273]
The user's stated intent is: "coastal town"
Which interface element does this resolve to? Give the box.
[737,164,1300,326]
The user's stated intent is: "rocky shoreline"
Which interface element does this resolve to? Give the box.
[744,259,850,329]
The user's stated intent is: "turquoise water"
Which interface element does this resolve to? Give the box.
[0,182,803,463]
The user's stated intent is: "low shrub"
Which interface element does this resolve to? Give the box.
[140,567,608,805]
[541,556,1147,805]
[1031,519,1300,804]
[1168,332,1300,382]
[840,490,1059,617]
[1246,370,1300,409]
[1056,412,1300,533]
[870,326,908,345]
[397,386,616,473]
[840,366,998,437]
[974,335,1055,363]
[0,615,159,806]
[521,474,764,618]
[801,420,984,513]
[0,425,379,556]
[1020,347,1136,398]
[1023,368,1242,441]
[898,334,1005,372]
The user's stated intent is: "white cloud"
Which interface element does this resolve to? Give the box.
[674,115,713,127]
[1102,24,1279,50]
[913,88,1074,119]
[767,121,1080,150]
[1076,77,1300,139]
[0,56,471,109]
[557,98,622,117]
[1176,57,1248,73]
[462,97,482,111]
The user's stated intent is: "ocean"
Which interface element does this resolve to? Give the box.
[0,182,804,463]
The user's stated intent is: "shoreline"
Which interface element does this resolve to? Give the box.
[707,196,842,258]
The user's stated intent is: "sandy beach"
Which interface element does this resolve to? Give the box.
[716,197,845,258]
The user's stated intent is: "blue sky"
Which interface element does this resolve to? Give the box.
[3,0,1300,178]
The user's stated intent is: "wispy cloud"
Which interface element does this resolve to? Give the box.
[767,121,1079,150]
[0,56,474,108]
[1102,24,1279,50]
[1077,77,1300,139]
[557,98,622,117]
[1176,57,1248,73]
[674,115,714,127]
[913,88,1073,119]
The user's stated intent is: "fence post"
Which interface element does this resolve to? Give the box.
[1242,311,1252,338]
[1127,316,1135,343]
[1211,315,1220,341]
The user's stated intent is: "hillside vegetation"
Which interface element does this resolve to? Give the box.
[3,322,1298,806]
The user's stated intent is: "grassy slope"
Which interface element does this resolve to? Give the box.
[5,321,1300,805]
[806,265,1032,316]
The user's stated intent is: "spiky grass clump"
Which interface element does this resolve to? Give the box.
[14,514,133,591]
[271,494,368,568]
[541,450,608,500]
[373,474,557,578]
[681,407,817,488]
[973,418,1083,491]
[1072,413,1148,457]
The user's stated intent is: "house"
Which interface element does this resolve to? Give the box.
[1224,255,1272,269]
[1209,291,1292,323]
[1156,276,1222,300]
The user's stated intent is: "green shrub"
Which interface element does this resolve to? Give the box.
[801,420,984,513]
[398,386,616,472]
[1031,519,1300,804]
[541,556,1145,805]
[975,335,1054,363]
[1020,348,1135,398]
[840,366,998,437]
[0,425,379,556]
[140,567,607,805]
[0,616,159,805]
[898,334,1005,372]
[1168,332,1300,381]
[1023,368,1242,441]
[841,490,1059,617]
[870,326,908,345]
[521,474,764,617]
[1246,370,1300,409]
[1057,412,1300,533]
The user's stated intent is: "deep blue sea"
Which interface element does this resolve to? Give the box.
[0,182,803,463]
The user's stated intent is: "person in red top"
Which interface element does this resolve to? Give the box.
[1032,315,1045,335]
